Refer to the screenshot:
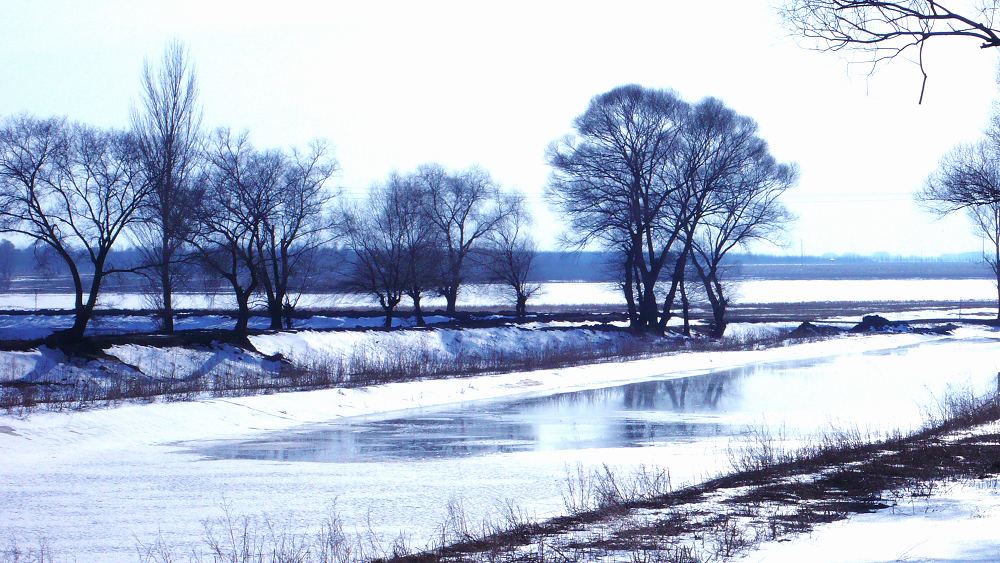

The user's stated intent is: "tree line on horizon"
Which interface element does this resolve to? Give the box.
[0,43,796,341]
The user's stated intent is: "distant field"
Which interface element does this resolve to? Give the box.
[735,260,994,280]
[0,278,996,313]
[2,258,994,297]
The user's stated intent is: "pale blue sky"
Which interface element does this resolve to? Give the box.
[2,0,998,256]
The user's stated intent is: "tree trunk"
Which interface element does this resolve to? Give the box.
[994,245,1000,321]
[658,250,688,333]
[65,306,92,341]
[160,239,174,334]
[383,305,395,329]
[443,286,458,315]
[268,300,283,330]
[704,276,727,338]
[516,294,527,319]
[680,276,690,337]
[637,270,660,333]
[709,304,727,338]
[623,254,638,329]
[411,293,425,327]
[234,293,251,335]
[283,299,294,330]
[65,257,86,340]
[260,269,283,330]
[691,256,727,339]
[62,257,100,342]
[997,275,1000,321]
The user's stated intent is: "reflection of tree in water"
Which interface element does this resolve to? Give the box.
[209,369,753,463]
[624,380,660,409]
[623,372,734,412]
[662,379,688,409]
[528,370,740,413]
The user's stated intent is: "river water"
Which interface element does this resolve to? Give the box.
[200,336,1000,469]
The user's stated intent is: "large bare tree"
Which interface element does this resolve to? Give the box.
[341,174,423,328]
[549,87,796,337]
[415,164,510,315]
[781,0,1000,102]
[255,141,338,329]
[547,84,689,333]
[132,40,202,333]
[189,129,277,335]
[0,116,151,341]
[661,98,797,334]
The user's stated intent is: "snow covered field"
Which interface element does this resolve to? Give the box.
[3,328,1000,561]
[0,282,619,311]
[0,277,994,344]
[1,278,997,313]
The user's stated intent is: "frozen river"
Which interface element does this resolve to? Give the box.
[201,336,1000,466]
[3,330,1000,560]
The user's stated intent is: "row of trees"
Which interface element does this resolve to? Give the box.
[4,2,999,342]
[547,85,796,337]
[0,46,796,341]
[0,115,339,340]
[341,164,537,327]
[0,43,540,340]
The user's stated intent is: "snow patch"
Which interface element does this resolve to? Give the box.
[105,343,281,380]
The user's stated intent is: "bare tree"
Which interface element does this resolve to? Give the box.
[341,174,424,328]
[920,137,1000,317]
[0,116,151,341]
[656,97,765,332]
[781,1,1000,102]
[415,164,510,315]
[479,195,541,318]
[255,141,338,329]
[969,202,1000,317]
[400,189,442,327]
[546,84,689,333]
[132,40,202,333]
[689,150,797,338]
[922,141,1000,209]
[189,129,276,335]
[0,240,15,292]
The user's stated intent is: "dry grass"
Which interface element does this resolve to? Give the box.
[396,388,1000,562]
[0,330,686,412]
